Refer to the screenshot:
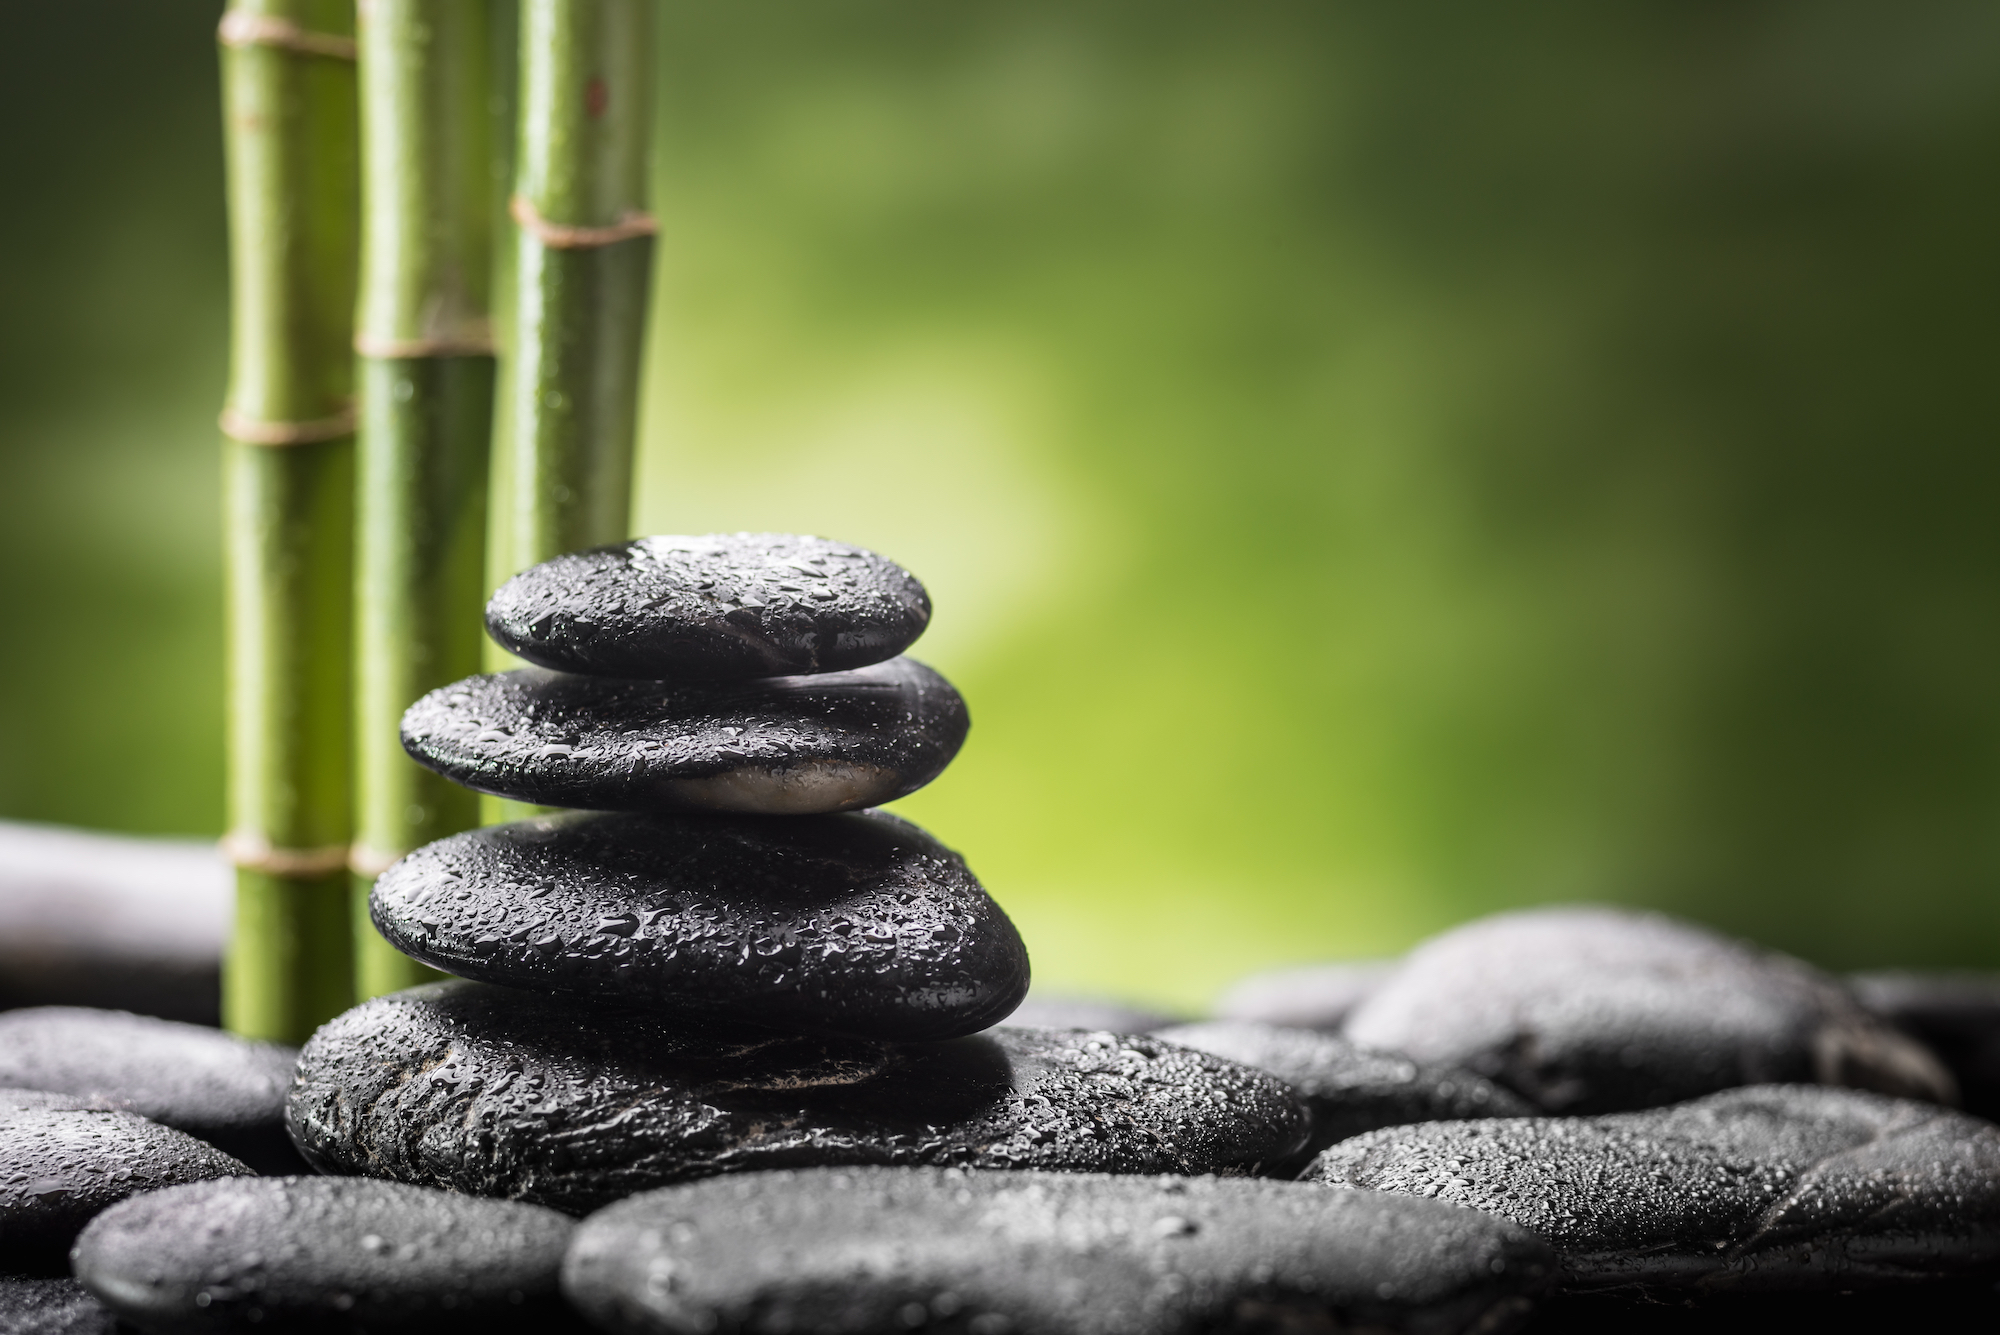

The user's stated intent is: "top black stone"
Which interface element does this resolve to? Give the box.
[1309,1084,2000,1293]
[563,1167,1555,1335]
[1343,906,1955,1113]
[486,534,931,680]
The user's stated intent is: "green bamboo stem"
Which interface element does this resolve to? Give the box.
[483,0,654,824]
[351,0,496,999]
[218,0,361,1042]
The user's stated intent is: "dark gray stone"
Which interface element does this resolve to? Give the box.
[562,1166,1555,1335]
[400,657,967,816]
[287,982,1310,1214]
[73,1175,582,1333]
[1211,960,1395,1031]
[1343,907,1955,1114]
[1157,1020,1534,1162]
[0,820,225,1026]
[1853,970,2000,1120]
[0,1089,246,1274]
[1006,991,1177,1033]
[370,809,1026,1042]
[0,1008,299,1173]
[1309,1084,2000,1293]
[0,1279,118,1335]
[486,534,930,680]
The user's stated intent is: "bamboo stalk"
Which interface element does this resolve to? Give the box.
[483,0,655,824]
[351,0,496,999]
[218,0,362,1042]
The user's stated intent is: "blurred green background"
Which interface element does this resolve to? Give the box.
[5,0,2000,1008]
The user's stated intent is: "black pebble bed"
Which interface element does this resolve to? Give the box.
[9,536,2000,1332]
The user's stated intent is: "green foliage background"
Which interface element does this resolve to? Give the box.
[5,1,2000,1006]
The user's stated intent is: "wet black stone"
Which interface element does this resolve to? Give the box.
[0,1278,118,1335]
[73,1176,582,1334]
[1007,991,1178,1033]
[0,1089,247,1274]
[486,534,931,680]
[1522,1283,2000,1335]
[1157,1020,1534,1164]
[287,982,1310,1214]
[1343,907,1955,1114]
[0,1008,300,1173]
[401,657,967,816]
[1211,960,1395,1031]
[370,809,1027,1042]
[1853,971,2000,1120]
[562,1165,1555,1335]
[1309,1084,2000,1293]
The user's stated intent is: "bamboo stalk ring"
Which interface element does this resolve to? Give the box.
[510,195,657,250]
[217,11,358,61]
[219,404,358,447]
[221,832,355,878]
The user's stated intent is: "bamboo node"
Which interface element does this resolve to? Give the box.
[221,832,354,877]
[354,330,497,359]
[219,403,357,446]
[217,10,358,61]
[510,195,658,250]
[347,843,410,878]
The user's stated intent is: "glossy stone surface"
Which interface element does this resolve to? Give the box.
[0,1008,299,1173]
[486,534,931,680]
[1158,1020,1533,1162]
[0,1089,246,1274]
[0,1279,118,1335]
[1343,907,1954,1113]
[401,657,967,816]
[1211,960,1395,1031]
[73,1176,582,1333]
[287,982,1309,1214]
[1852,970,2000,1120]
[563,1166,1554,1335]
[1310,1084,2000,1293]
[371,810,1025,1041]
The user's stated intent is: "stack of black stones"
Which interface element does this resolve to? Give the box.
[8,536,2000,1334]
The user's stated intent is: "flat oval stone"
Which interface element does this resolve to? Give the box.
[1343,907,1955,1113]
[370,809,1026,1042]
[1853,970,2000,1120]
[1309,1084,2000,1293]
[486,534,931,680]
[0,1008,299,1173]
[563,1166,1555,1335]
[0,1089,247,1274]
[0,1279,117,1335]
[287,982,1310,1214]
[73,1176,582,1333]
[400,657,967,816]
[1157,1020,1533,1163]
[1212,959,1396,1031]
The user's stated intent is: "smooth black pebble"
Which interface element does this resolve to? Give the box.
[1309,1084,2000,1293]
[0,1089,246,1274]
[1158,1020,1533,1163]
[1853,970,2000,1120]
[562,1165,1554,1335]
[1343,906,1954,1113]
[287,982,1310,1214]
[0,1279,119,1335]
[1211,959,1396,1031]
[486,534,930,680]
[0,1008,300,1173]
[73,1175,583,1333]
[370,809,1027,1042]
[401,657,967,816]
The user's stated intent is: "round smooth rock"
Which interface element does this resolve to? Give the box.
[370,809,1027,1042]
[1211,960,1396,1031]
[0,1279,118,1335]
[486,534,930,680]
[1310,1084,2000,1293]
[0,1008,299,1173]
[0,1089,246,1274]
[74,1176,582,1333]
[287,982,1310,1214]
[564,1167,1555,1335]
[1852,970,2000,1120]
[1006,990,1178,1033]
[1342,906,1955,1113]
[400,657,967,816]
[1157,1020,1533,1163]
